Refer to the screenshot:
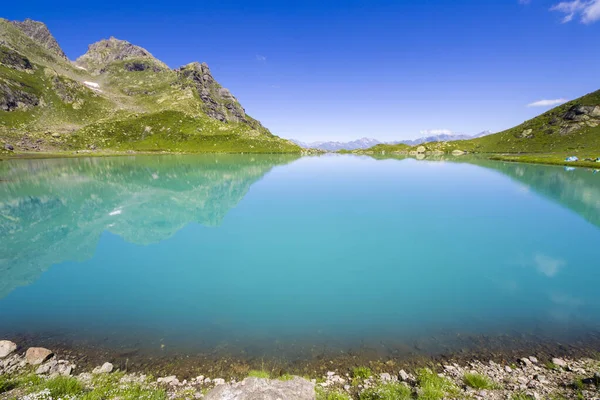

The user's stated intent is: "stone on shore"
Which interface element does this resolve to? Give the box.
[204,376,315,400]
[0,340,17,358]
[25,347,53,365]
[35,359,73,376]
[93,362,114,374]
[157,375,180,386]
[552,358,567,368]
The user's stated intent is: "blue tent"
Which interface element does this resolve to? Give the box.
[565,156,579,162]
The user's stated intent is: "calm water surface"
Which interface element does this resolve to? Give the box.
[1,154,600,360]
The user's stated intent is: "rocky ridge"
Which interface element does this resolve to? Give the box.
[9,19,67,60]
[75,36,169,73]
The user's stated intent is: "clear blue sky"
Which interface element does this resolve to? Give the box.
[4,0,600,141]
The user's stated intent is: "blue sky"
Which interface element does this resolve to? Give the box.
[4,0,600,141]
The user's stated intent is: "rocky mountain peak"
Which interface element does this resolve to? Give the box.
[75,36,168,72]
[10,18,67,60]
[176,61,247,124]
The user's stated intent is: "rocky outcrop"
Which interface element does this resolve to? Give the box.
[76,37,168,72]
[559,104,600,134]
[176,61,248,124]
[551,105,600,135]
[0,81,39,111]
[123,60,162,72]
[0,45,32,70]
[204,377,315,400]
[563,105,600,120]
[10,19,67,60]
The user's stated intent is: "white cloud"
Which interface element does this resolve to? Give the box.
[533,253,565,277]
[256,54,267,62]
[551,0,600,23]
[527,98,568,107]
[419,129,453,136]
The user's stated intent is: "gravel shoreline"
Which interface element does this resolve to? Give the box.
[2,339,600,399]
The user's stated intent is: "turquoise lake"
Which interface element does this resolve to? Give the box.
[1,154,600,361]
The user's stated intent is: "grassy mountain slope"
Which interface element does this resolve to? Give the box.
[362,90,600,157]
[0,18,300,154]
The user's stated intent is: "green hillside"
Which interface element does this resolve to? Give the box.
[360,89,600,160]
[0,18,300,154]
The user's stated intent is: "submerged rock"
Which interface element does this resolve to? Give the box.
[0,340,17,358]
[204,376,315,400]
[25,347,53,365]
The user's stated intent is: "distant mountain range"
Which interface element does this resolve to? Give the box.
[291,137,382,151]
[292,131,492,151]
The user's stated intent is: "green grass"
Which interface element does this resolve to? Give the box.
[0,371,167,400]
[278,373,295,381]
[545,361,559,370]
[316,387,352,400]
[66,110,300,153]
[248,370,271,379]
[0,375,17,394]
[416,368,461,400]
[37,376,85,398]
[359,382,412,400]
[463,372,499,389]
[511,393,534,400]
[489,154,600,169]
[353,367,372,380]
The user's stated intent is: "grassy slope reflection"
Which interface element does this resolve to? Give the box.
[370,154,600,229]
[0,154,299,298]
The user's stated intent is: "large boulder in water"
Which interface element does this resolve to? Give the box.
[204,376,315,400]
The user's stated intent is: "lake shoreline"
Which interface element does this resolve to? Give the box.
[4,331,600,380]
[0,149,309,161]
[1,338,599,399]
[3,149,600,170]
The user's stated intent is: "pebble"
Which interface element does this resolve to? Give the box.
[380,372,392,382]
[552,358,567,368]
[520,357,532,367]
[157,375,179,386]
[399,369,410,382]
